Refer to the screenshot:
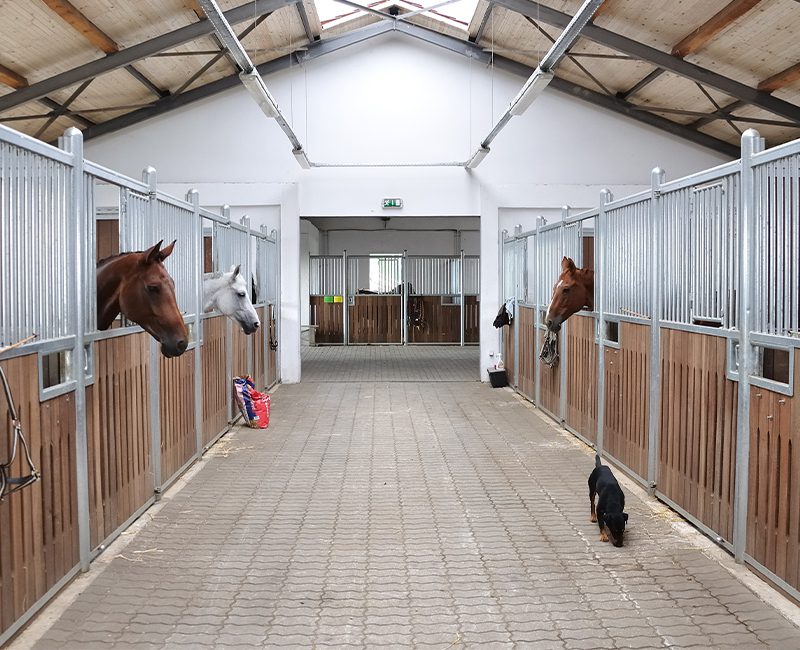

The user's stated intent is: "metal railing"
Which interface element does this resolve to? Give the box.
[501,128,800,602]
[0,124,281,645]
[309,251,480,345]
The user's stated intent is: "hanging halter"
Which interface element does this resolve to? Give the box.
[269,313,278,351]
[1,365,41,500]
[539,330,560,369]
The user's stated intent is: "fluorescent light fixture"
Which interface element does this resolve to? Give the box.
[465,146,490,169]
[239,70,279,118]
[508,68,554,116]
[293,148,312,169]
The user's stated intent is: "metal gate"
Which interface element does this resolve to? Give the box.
[309,251,479,345]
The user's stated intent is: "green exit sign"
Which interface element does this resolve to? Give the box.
[382,198,403,209]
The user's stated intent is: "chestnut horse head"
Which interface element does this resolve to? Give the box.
[544,257,594,333]
[96,240,188,357]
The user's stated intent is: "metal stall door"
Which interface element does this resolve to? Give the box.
[309,255,345,344]
[406,255,462,344]
[347,254,403,344]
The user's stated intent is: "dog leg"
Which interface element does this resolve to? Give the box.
[600,527,608,543]
[590,495,597,523]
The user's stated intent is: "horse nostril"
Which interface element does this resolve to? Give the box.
[177,339,188,352]
[253,322,260,329]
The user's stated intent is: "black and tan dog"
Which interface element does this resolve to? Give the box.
[588,455,628,547]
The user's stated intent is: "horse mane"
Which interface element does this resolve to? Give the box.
[97,250,144,267]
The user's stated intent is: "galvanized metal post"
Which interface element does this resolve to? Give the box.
[61,128,90,571]
[559,206,569,422]
[187,190,204,457]
[647,169,665,494]
[733,129,764,563]
[534,218,544,406]
[596,189,612,453]
[402,250,408,345]
[261,225,270,387]
[459,249,465,347]
[241,215,253,379]
[222,205,234,421]
[342,249,349,346]
[500,229,508,380]
[143,167,162,496]
[271,227,280,382]
[513,225,522,389]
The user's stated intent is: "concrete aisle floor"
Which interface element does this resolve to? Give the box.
[15,353,800,649]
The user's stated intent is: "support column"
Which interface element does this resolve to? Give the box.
[144,167,162,496]
[187,190,204,457]
[596,189,612,453]
[62,128,90,570]
[733,129,764,563]
[647,169,665,494]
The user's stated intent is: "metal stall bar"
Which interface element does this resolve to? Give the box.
[343,249,349,345]
[402,250,408,345]
[733,129,765,563]
[62,129,90,571]
[187,190,204,457]
[460,249,465,347]
[596,189,612,453]
[559,207,568,422]
[648,168,665,493]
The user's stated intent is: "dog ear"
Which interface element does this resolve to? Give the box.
[624,513,629,523]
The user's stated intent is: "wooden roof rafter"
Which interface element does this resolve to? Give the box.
[491,0,800,124]
[0,0,298,115]
[40,0,168,98]
[617,0,763,101]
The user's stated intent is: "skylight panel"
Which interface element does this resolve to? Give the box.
[314,0,480,31]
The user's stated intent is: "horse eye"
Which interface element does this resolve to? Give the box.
[147,285,160,293]
[562,286,571,293]
[237,292,246,298]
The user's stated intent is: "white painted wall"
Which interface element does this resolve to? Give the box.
[84,33,732,383]
[325,229,479,256]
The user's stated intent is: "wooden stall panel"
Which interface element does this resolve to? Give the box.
[538,328,560,416]
[565,314,598,442]
[267,305,278,387]
[232,323,249,379]
[253,307,266,389]
[603,322,650,478]
[517,307,535,400]
[87,333,151,549]
[310,297,343,344]
[407,297,460,344]
[747,353,800,593]
[159,352,196,484]
[201,316,227,446]
[659,329,737,542]
[0,355,78,637]
[503,317,514,387]
[465,296,480,344]
[348,296,401,344]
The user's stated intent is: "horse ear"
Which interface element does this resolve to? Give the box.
[231,265,241,279]
[144,240,164,264]
[561,256,576,272]
[159,240,176,261]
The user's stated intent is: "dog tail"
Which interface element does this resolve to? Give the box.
[595,454,602,468]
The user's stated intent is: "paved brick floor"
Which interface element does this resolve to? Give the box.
[26,375,800,648]
[301,345,479,382]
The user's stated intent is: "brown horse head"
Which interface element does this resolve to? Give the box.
[97,240,188,357]
[544,257,594,333]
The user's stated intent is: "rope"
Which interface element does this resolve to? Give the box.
[0,366,40,500]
